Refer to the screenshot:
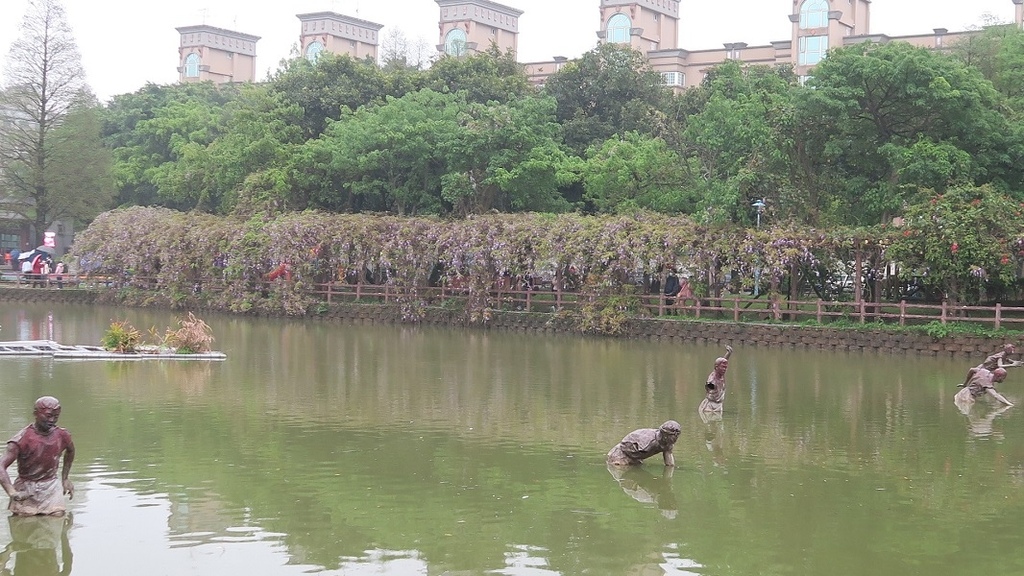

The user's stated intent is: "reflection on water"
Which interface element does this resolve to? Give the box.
[607,465,678,519]
[955,399,1013,439]
[2,304,1024,575]
[0,515,72,576]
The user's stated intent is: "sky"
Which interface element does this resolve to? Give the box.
[0,0,1019,102]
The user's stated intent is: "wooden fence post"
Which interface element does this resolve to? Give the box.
[995,302,1002,330]
[899,300,906,326]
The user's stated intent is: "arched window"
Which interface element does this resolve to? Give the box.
[607,13,631,44]
[444,28,468,56]
[305,40,324,63]
[800,0,829,29]
[184,53,200,78]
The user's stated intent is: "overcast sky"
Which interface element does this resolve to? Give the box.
[0,0,1018,102]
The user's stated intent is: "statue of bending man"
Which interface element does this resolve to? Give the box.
[606,420,681,467]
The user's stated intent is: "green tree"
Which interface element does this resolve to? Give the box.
[292,89,463,215]
[102,82,238,209]
[442,95,574,215]
[423,46,533,105]
[543,44,671,155]
[267,53,394,138]
[0,0,110,234]
[798,42,1014,225]
[149,84,304,213]
[949,24,1024,106]
[678,61,798,224]
[579,132,688,214]
[46,96,115,225]
[886,185,1024,304]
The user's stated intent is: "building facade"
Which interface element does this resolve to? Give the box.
[297,12,384,63]
[176,1,1024,89]
[435,0,523,57]
[176,25,260,84]
[525,0,1024,87]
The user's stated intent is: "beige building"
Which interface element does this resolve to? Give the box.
[436,0,523,57]
[297,12,384,63]
[176,25,260,84]
[176,1,1024,88]
[526,0,1024,88]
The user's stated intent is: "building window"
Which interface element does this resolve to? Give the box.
[607,13,631,44]
[662,71,684,87]
[798,35,828,65]
[445,28,468,56]
[305,41,325,63]
[184,53,200,77]
[800,0,829,29]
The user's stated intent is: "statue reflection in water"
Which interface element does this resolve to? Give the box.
[699,410,726,469]
[955,398,1012,439]
[0,513,73,576]
[607,465,678,520]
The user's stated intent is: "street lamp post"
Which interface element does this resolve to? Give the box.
[752,199,766,297]
[753,199,766,228]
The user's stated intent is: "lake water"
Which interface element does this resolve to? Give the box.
[0,302,1022,576]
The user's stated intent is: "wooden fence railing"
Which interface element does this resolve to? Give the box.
[9,273,1024,331]
[306,282,1024,331]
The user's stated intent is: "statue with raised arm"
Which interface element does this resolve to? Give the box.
[0,397,75,516]
[958,343,1022,388]
[606,420,681,467]
[699,345,733,413]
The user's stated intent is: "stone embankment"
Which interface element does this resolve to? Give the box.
[0,286,1005,358]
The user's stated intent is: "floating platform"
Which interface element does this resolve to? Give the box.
[0,340,226,360]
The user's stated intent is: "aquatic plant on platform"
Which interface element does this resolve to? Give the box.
[102,313,221,357]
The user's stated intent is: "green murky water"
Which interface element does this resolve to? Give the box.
[0,303,1022,575]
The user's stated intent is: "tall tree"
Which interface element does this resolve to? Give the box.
[46,94,115,225]
[0,0,105,236]
[542,44,671,155]
[101,82,239,209]
[267,53,393,139]
[678,61,798,224]
[423,47,533,105]
[797,42,1014,225]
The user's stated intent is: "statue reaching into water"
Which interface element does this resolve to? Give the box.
[699,345,733,413]
[606,420,681,467]
[954,367,1013,410]
[0,397,75,516]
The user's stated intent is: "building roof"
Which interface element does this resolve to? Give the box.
[295,11,384,31]
[175,25,261,43]
[435,0,525,18]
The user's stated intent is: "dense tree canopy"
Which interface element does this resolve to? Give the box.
[89,38,1024,242]
[798,42,1015,225]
